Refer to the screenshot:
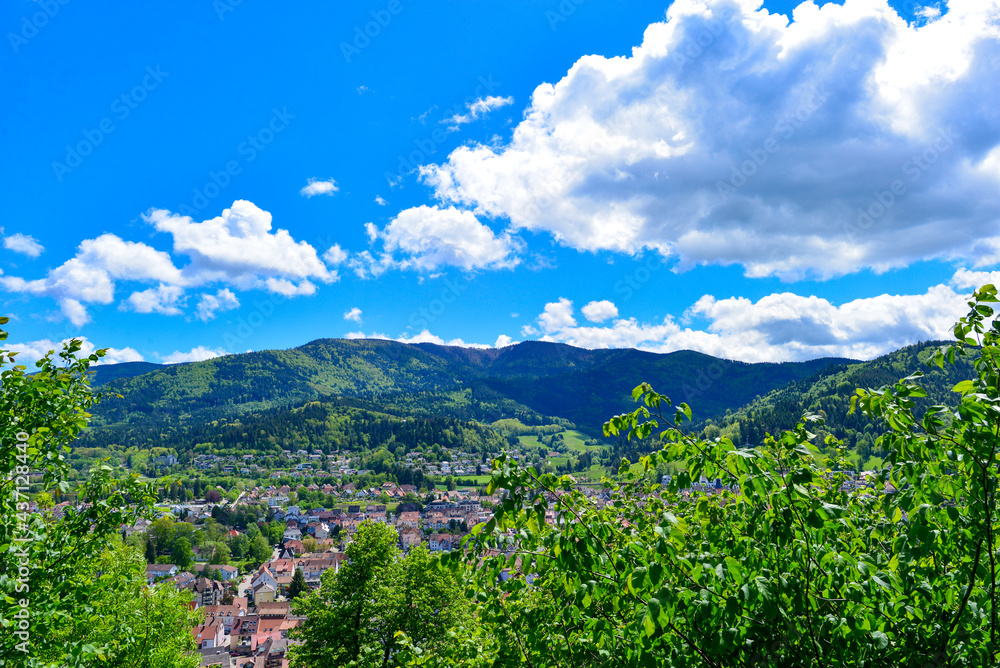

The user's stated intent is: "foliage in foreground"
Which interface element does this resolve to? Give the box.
[0,319,200,668]
[289,521,472,668]
[404,286,1000,667]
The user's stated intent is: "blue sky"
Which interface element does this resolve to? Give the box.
[2,0,999,365]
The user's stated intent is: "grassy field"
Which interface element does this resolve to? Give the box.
[517,429,609,480]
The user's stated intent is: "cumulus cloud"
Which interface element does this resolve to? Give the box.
[1,201,332,325]
[196,288,240,321]
[3,233,44,258]
[420,0,1000,279]
[374,196,387,206]
[0,233,186,325]
[299,178,339,197]
[495,334,514,348]
[161,346,228,364]
[344,329,492,348]
[581,300,619,322]
[122,284,186,316]
[374,205,521,272]
[344,307,363,323]
[322,244,349,266]
[443,95,515,128]
[5,337,143,366]
[348,250,396,280]
[146,200,334,292]
[536,297,577,333]
[520,276,980,361]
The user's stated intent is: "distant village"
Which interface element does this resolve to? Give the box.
[55,457,889,668]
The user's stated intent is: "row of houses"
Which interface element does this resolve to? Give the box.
[194,599,299,668]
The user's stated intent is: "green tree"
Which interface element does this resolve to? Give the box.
[410,286,1000,667]
[230,533,250,559]
[210,542,231,565]
[48,537,200,668]
[288,567,309,600]
[266,520,285,544]
[290,522,470,668]
[171,537,194,570]
[250,534,272,564]
[145,536,158,564]
[0,322,165,666]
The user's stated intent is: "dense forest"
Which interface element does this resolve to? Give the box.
[72,339,978,477]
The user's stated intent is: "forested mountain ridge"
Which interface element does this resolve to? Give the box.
[707,340,975,467]
[86,338,853,437]
[74,337,977,476]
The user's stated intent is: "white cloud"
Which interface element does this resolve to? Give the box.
[161,346,228,364]
[322,244,349,266]
[299,178,339,197]
[145,200,335,294]
[0,233,185,325]
[122,284,186,316]
[3,233,44,258]
[343,307,363,323]
[375,205,521,271]
[264,277,317,296]
[951,267,1000,290]
[581,300,619,322]
[520,277,979,362]
[345,329,492,348]
[443,95,515,128]
[374,196,387,206]
[537,298,577,333]
[495,334,514,348]
[420,0,1000,279]
[2,201,333,325]
[914,4,943,21]
[5,336,143,366]
[196,288,240,321]
[59,299,90,327]
[348,250,397,280]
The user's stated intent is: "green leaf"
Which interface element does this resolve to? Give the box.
[724,557,744,585]
[642,611,656,637]
[649,562,664,586]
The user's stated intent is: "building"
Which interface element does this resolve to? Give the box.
[145,563,178,584]
[193,578,225,607]
[192,622,224,649]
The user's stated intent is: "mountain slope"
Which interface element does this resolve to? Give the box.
[708,341,975,451]
[87,340,853,439]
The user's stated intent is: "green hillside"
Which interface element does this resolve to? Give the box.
[705,341,975,469]
[88,339,852,438]
[75,338,980,477]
